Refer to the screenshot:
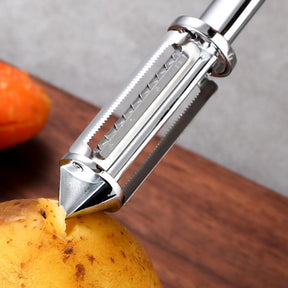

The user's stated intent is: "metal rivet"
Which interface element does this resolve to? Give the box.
[72,161,83,172]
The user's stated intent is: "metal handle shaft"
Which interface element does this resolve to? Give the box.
[201,0,265,43]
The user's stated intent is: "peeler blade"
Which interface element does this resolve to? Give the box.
[122,79,218,204]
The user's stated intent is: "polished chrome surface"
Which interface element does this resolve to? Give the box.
[169,16,236,77]
[123,79,217,203]
[94,38,217,180]
[201,0,265,43]
[59,159,122,217]
[68,31,187,157]
[95,49,189,160]
[59,0,265,217]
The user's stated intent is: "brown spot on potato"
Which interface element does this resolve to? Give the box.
[17,219,25,223]
[120,250,126,258]
[63,255,70,263]
[40,209,47,219]
[87,254,95,264]
[110,257,115,263]
[18,272,23,279]
[64,247,73,254]
[75,264,85,280]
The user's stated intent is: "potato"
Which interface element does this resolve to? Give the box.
[0,62,51,150]
[0,198,162,287]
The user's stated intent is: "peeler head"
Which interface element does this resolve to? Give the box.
[59,157,123,218]
[59,25,220,217]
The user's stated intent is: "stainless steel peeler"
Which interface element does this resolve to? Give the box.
[59,0,265,217]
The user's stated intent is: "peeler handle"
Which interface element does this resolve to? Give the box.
[201,0,265,43]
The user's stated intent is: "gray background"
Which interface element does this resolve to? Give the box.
[1,1,287,196]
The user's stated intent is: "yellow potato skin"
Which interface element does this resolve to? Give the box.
[0,199,161,288]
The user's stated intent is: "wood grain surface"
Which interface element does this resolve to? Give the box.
[1,78,288,288]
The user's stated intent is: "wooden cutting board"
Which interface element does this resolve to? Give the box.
[1,78,288,288]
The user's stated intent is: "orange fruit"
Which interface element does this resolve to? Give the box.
[0,62,51,150]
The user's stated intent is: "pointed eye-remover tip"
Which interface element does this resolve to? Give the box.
[59,159,123,218]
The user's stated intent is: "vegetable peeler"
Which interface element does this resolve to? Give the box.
[59,0,265,218]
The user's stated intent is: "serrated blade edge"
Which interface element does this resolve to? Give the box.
[122,79,217,203]
[70,32,187,155]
